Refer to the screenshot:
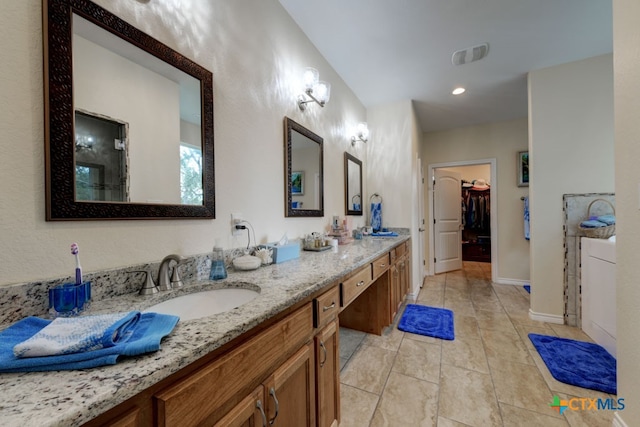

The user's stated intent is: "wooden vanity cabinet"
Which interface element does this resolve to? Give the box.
[154,303,313,427]
[213,385,267,427]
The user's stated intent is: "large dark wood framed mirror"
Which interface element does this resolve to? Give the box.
[284,117,324,217]
[44,0,215,220]
[344,152,363,216]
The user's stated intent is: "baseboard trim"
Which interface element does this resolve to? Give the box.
[495,277,529,286]
[529,309,564,324]
[613,412,628,427]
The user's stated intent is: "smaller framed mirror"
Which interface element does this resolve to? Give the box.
[284,117,324,217]
[345,152,363,216]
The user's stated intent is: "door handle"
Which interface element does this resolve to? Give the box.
[418,228,425,232]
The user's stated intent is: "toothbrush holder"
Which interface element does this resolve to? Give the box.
[48,281,92,318]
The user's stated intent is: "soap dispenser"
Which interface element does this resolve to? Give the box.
[209,240,227,280]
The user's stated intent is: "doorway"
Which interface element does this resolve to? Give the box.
[427,159,497,282]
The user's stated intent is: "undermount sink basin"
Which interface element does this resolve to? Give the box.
[144,288,259,320]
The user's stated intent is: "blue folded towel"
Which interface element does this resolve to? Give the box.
[0,313,178,372]
[580,220,607,229]
[371,202,382,232]
[371,231,398,237]
[596,215,616,225]
[14,311,140,358]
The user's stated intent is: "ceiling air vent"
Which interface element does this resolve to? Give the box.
[452,43,489,66]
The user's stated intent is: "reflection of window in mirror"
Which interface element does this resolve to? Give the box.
[74,111,128,202]
[180,144,203,205]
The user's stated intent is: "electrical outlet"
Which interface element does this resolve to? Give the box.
[231,213,243,236]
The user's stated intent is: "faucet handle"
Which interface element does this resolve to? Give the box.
[170,266,184,288]
[133,270,158,296]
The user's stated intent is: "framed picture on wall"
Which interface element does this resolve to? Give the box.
[291,171,304,195]
[517,151,529,187]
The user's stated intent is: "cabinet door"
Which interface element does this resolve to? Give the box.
[315,320,340,427]
[214,386,267,427]
[264,343,316,426]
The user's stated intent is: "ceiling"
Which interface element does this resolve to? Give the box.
[278,0,613,133]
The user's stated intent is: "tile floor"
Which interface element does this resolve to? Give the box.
[338,261,616,427]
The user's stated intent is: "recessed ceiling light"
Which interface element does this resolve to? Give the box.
[452,87,466,95]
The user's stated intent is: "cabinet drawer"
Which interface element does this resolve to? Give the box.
[389,248,397,264]
[372,253,390,279]
[314,285,340,328]
[395,242,406,258]
[154,303,313,427]
[340,266,372,307]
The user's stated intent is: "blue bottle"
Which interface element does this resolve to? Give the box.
[209,244,227,280]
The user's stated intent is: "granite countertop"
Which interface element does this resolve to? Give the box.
[0,234,409,427]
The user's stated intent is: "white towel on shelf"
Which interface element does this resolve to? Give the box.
[13,311,140,358]
[524,197,530,241]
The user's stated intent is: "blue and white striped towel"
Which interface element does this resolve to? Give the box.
[371,202,382,232]
[523,197,530,241]
[13,311,140,358]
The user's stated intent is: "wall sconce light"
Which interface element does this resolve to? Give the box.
[297,67,331,110]
[75,135,95,151]
[351,122,369,146]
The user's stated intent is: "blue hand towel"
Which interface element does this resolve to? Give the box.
[580,219,607,229]
[371,231,398,237]
[0,313,178,372]
[14,311,140,358]
[371,202,382,232]
[596,215,616,225]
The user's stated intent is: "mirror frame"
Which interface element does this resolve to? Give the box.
[344,152,363,216]
[284,117,324,217]
[44,0,215,220]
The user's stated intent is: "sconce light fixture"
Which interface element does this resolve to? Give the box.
[297,67,331,110]
[75,135,95,151]
[351,122,369,146]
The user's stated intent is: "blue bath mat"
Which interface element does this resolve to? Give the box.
[529,333,616,394]
[524,285,530,293]
[398,304,454,340]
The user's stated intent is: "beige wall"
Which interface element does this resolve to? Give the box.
[367,100,423,293]
[613,0,640,422]
[422,118,530,283]
[0,0,372,286]
[528,54,614,320]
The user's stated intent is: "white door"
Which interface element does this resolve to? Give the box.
[434,169,462,274]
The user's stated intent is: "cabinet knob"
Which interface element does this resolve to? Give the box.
[322,302,336,312]
[320,341,327,367]
[256,400,267,427]
[357,281,365,287]
[268,388,279,425]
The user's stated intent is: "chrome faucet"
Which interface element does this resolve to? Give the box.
[157,254,185,291]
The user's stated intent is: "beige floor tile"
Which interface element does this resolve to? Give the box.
[361,324,404,351]
[436,417,470,426]
[403,330,442,345]
[340,344,396,394]
[340,327,367,359]
[475,309,517,334]
[444,297,476,316]
[472,298,505,313]
[546,324,594,342]
[500,403,569,427]
[444,287,472,301]
[417,288,445,306]
[481,328,534,365]
[454,314,482,340]
[392,338,441,383]
[442,336,489,374]
[339,384,379,427]
[439,364,502,426]
[557,392,618,427]
[488,358,561,417]
[369,372,439,427]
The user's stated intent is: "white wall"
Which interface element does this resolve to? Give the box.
[422,118,530,283]
[367,100,422,293]
[528,54,614,320]
[0,0,368,286]
[613,0,640,422]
